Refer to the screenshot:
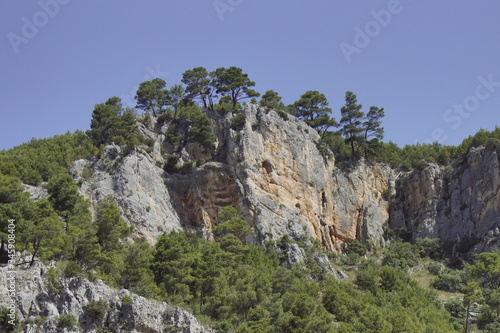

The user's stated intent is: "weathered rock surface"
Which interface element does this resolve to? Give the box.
[332,162,395,249]
[163,105,394,251]
[281,243,348,280]
[390,146,500,253]
[71,103,500,256]
[71,145,183,244]
[73,104,394,251]
[0,259,212,333]
[23,184,48,201]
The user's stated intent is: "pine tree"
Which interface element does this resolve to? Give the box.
[362,106,385,159]
[135,78,168,116]
[260,90,283,110]
[182,67,213,109]
[212,67,260,107]
[340,91,365,156]
[288,90,338,137]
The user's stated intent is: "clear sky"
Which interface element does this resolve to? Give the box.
[1,0,499,151]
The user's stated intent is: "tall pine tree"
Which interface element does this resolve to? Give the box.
[288,90,338,137]
[340,91,365,156]
[363,106,385,159]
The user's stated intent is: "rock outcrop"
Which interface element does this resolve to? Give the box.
[75,105,394,251]
[390,146,500,253]
[70,103,499,256]
[0,259,212,333]
[71,145,183,245]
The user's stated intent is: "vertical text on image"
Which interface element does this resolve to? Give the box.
[6,219,17,326]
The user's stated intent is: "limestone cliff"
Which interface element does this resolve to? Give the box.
[71,104,499,255]
[74,104,394,251]
[390,146,500,253]
[0,258,212,333]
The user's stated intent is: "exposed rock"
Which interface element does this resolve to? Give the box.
[281,243,348,280]
[390,146,500,253]
[72,104,394,251]
[332,161,395,249]
[224,105,394,251]
[74,145,183,245]
[0,260,212,333]
[23,184,48,201]
[282,243,307,269]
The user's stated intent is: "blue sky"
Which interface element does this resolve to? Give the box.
[1,0,499,150]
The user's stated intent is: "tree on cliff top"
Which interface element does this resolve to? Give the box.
[182,67,214,109]
[135,78,169,116]
[340,91,365,156]
[212,67,260,107]
[288,90,338,137]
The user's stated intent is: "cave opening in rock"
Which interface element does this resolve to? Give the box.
[262,160,274,174]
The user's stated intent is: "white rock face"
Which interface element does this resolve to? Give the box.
[227,105,396,251]
[390,146,500,252]
[70,104,498,256]
[0,261,212,333]
[71,104,395,251]
[72,144,182,244]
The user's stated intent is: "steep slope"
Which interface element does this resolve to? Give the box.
[70,104,499,255]
[390,145,500,254]
[0,259,211,332]
[73,104,394,251]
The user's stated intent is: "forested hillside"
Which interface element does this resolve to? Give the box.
[1,66,499,332]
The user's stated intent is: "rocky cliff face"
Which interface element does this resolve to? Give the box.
[70,104,499,254]
[390,146,500,253]
[0,259,212,333]
[73,104,394,252]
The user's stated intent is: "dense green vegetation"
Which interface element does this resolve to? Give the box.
[148,225,457,332]
[0,131,95,185]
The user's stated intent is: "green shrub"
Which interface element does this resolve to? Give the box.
[0,306,18,332]
[415,237,444,259]
[143,138,155,148]
[432,268,463,292]
[82,166,93,179]
[141,114,152,127]
[346,239,367,256]
[85,300,109,321]
[64,260,83,278]
[179,161,194,174]
[382,240,419,269]
[276,109,289,121]
[230,112,246,131]
[122,294,133,306]
[163,154,179,173]
[47,267,60,293]
[57,314,77,329]
[427,261,442,275]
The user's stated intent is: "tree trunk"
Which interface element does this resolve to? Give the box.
[30,242,40,266]
[465,302,470,333]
